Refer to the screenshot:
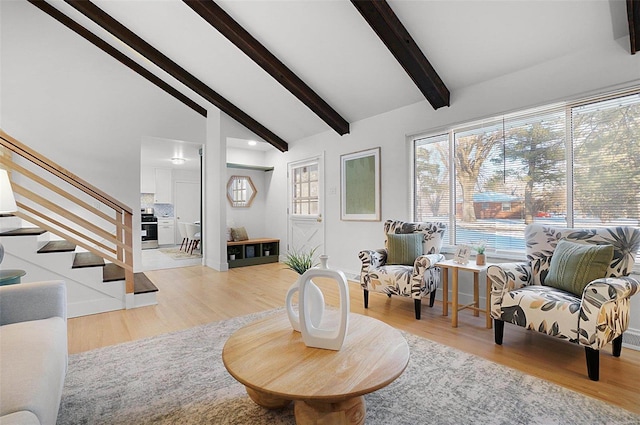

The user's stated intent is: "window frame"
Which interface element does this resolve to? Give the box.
[288,159,321,218]
[412,86,640,263]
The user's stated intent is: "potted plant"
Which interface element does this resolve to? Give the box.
[228,246,241,261]
[283,247,325,333]
[473,240,487,266]
[282,247,318,275]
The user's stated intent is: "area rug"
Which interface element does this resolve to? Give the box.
[57,310,640,425]
[158,247,201,259]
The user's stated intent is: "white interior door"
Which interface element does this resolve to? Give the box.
[175,180,201,242]
[288,156,325,257]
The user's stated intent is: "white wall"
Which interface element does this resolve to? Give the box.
[4,0,640,331]
[1,1,206,271]
[225,167,270,239]
[265,35,640,328]
[226,147,270,168]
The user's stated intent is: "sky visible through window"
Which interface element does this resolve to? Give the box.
[414,91,640,256]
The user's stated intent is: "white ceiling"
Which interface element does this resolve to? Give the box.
[48,0,631,158]
[141,137,203,171]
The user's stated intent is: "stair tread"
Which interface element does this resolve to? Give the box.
[38,240,77,253]
[134,272,159,294]
[103,263,125,282]
[0,227,47,236]
[72,252,105,268]
[102,265,159,294]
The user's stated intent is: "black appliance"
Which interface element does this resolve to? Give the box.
[141,209,158,249]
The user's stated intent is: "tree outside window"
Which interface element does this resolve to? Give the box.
[414,90,640,257]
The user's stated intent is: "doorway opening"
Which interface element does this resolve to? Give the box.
[140,137,203,271]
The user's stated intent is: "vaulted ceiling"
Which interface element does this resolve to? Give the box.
[26,0,638,152]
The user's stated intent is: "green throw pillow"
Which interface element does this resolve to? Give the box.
[387,233,424,266]
[544,239,613,296]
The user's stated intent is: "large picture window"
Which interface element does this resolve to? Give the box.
[414,89,640,257]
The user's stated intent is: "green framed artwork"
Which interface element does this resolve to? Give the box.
[340,147,381,221]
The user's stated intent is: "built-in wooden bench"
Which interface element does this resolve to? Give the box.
[227,238,279,268]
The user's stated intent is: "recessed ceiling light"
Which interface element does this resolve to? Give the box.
[248,140,257,146]
[171,157,186,165]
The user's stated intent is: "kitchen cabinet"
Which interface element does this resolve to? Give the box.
[141,167,155,193]
[157,219,175,245]
[154,168,172,203]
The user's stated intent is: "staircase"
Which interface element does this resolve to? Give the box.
[1,129,155,317]
[1,216,157,318]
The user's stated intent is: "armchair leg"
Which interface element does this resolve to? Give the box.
[363,290,369,309]
[612,334,623,357]
[494,319,504,345]
[585,347,600,381]
[414,299,421,320]
[429,290,436,308]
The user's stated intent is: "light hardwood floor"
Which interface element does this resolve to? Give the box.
[67,263,640,414]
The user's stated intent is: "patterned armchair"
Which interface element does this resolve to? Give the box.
[487,224,640,381]
[358,220,446,319]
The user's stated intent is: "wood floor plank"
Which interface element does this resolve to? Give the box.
[66,263,640,413]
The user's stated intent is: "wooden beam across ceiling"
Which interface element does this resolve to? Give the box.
[351,0,450,110]
[27,0,207,118]
[64,0,288,152]
[628,0,640,54]
[183,0,350,136]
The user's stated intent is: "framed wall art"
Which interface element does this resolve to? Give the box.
[340,147,381,221]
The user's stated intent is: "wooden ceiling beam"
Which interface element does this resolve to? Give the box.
[351,0,450,110]
[64,0,288,152]
[183,0,350,136]
[628,0,640,54]
[27,0,207,118]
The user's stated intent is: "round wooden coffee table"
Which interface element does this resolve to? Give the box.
[222,312,409,425]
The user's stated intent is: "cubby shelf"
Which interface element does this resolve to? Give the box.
[227,238,279,268]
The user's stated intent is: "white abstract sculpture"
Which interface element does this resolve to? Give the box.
[286,255,350,351]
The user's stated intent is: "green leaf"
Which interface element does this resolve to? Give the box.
[282,247,318,275]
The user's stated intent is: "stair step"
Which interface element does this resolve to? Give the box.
[134,272,159,294]
[103,263,125,282]
[102,265,159,294]
[72,252,105,269]
[37,240,77,253]
[0,227,47,236]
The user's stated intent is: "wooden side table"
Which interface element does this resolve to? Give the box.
[223,313,409,425]
[436,259,492,328]
[0,269,26,286]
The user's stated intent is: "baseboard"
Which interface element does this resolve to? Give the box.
[68,298,125,318]
[440,288,640,352]
[133,291,158,308]
[349,274,640,351]
[623,328,640,351]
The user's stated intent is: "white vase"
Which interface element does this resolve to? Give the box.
[299,255,350,351]
[286,278,325,332]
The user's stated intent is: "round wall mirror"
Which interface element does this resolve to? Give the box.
[227,175,257,207]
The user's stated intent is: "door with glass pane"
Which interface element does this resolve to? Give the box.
[288,156,324,257]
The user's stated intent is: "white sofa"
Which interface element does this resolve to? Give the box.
[0,281,67,425]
